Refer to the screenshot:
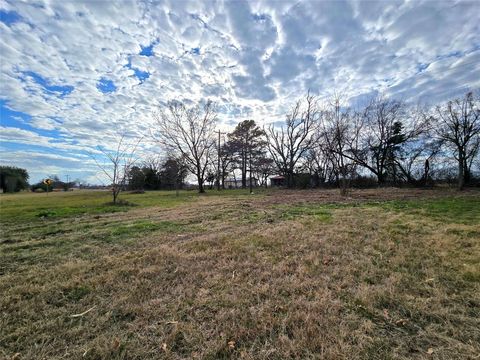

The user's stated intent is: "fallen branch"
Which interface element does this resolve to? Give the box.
[70,306,96,318]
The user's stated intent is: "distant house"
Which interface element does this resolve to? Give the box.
[270,175,286,187]
[224,178,242,188]
[224,177,259,189]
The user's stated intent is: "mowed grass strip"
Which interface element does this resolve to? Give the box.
[0,216,200,275]
[0,189,479,359]
[0,190,201,223]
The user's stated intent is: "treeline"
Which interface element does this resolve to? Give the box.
[138,91,479,194]
[2,92,479,198]
[30,175,77,192]
[126,157,188,191]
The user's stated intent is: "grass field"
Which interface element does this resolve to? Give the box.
[1,188,479,359]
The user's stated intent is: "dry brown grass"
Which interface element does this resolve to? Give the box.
[1,188,479,359]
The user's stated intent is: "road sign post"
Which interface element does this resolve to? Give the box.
[43,178,53,195]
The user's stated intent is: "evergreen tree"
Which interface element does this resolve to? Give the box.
[0,166,29,193]
[228,120,267,188]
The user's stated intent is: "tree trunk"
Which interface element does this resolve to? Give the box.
[241,153,247,189]
[112,188,118,204]
[423,159,430,187]
[197,174,205,193]
[458,156,465,190]
[392,163,397,186]
[340,178,348,196]
[285,172,290,188]
[377,172,385,186]
[287,171,294,188]
[463,158,471,185]
[249,154,253,193]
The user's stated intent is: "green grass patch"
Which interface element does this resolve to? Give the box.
[0,190,200,224]
[79,219,193,246]
[375,196,480,225]
[463,271,480,283]
[0,188,269,225]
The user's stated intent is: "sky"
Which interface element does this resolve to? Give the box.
[0,0,479,184]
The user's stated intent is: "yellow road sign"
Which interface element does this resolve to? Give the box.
[43,178,53,186]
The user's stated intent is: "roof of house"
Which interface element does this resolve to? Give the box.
[270,175,285,180]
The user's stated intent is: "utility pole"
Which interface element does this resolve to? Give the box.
[216,130,227,191]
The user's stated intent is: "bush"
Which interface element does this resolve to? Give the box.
[351,176,378,188]
[31,182,50,192]
[36,210,57,218]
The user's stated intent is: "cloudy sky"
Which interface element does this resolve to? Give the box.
[0,0,479,184]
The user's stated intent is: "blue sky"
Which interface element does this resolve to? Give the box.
[1,0,479,184]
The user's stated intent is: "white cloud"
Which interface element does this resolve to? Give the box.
[0,0,479,182]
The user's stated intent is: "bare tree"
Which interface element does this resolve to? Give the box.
[304,147,336,187]
[319,96,360,195]
[394,137,443,186]
[143,155,162,174]
[153,100,217,193]
[340,96,427,185]
[358,103,435,186]
[358,97,404,184]
[433,92,480,189]
[392,108,442,187]
[91,134,141,204]
[266,92,319,187]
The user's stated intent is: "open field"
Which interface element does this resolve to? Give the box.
[1,188,479,359]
